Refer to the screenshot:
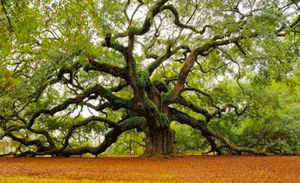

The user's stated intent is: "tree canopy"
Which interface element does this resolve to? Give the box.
[0,0,300,157]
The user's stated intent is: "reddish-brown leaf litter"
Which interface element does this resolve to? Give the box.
[0,155,299,182]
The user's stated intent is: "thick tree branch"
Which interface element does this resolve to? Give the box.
[62,116,119,150]
[126,33,140,95]
[167,33,259,103]
[85,54,128,80]
[60,117,145,157]
[14,116,146,157]
[6,132,53,156]
[168,49,200,102]
[212,104,249,118]
[29,128,56,149]
[27,84,132,128]
[128,0,169,35]
[168,107,222,155]
[102,34,128,56]
[176,97,212,122]
[168,107,270,155]
[148,45,190,76]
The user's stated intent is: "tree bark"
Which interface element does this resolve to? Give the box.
[142,125,174,157]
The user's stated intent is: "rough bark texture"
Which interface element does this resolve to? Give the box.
[143,126,174,157]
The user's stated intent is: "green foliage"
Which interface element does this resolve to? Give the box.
[209,79,300,155]
[171,122,207,153]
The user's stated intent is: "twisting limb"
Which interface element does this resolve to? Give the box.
[61,116,118,151]
[110,81,129,92]
[13,116,146,157]
[144,18,162,56]
[195,60,228,74]
[166,32,259,103]
[57,117,146,157]
[128,0,169,36]
[218,48,244,93]
[26,83,132,129]
[85,54,128,80]
[124,0,131,23]
[183,87,249,120]
[126,33,141,96]
[113,0,169,37]
[129,0,143,25]
[6,132,54,157]
[160,5,212,34]
[212,104,249,118]
[168,107,222,155]
[168,107,271,155]
[169,49,200,102]
[148,45,190,76]
[176,97,212,122]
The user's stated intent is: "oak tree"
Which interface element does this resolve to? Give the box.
[0,0,299,157]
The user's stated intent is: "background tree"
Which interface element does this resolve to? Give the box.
[0,0,300,157]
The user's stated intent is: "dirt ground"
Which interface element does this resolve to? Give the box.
[0,155,299,182]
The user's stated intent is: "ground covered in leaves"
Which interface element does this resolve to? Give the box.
[0,155,299,182]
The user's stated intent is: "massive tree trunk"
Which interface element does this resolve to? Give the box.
[143,125,174,157]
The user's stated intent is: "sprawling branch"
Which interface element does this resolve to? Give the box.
[147,45,190,76]
[27,84,131,128]
[13,116,146,157]
[85,54,128,80]
[181,88,248,121]
[161,5,211,34]
[168,107,270,155]
[126,33,141,96]
[62,117,145,156]
[129,0,169,35]
[167,33,259,103]
[212,104,249,118]
[169,49,200,101]
[61,116,119,150]
[176,97,212,122]
[168,107,222,155]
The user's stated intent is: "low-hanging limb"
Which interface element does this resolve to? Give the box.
[182,87,249,120]
[176,97,212,123]
[1,83,133,155]
[54,116,146,157]
[168,107,222,155]
[25,83,132,129]
[168,107,271,156]
[61,116,119,151]
[12,116,146,157]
